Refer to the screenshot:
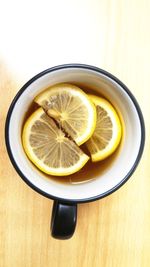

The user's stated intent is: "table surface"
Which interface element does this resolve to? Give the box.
[0,1,150,266]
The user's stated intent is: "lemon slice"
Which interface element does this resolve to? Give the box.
[22,107,89,176]
[34,83,96,145]
[86,95,122,162]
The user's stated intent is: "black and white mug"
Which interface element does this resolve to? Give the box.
[5,64,145,239]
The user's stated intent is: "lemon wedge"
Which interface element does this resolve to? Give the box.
[86,95,122,162]
[34,83,96,146]
[22,107,89,176]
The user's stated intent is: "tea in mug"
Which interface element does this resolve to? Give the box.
[22,84,122,184]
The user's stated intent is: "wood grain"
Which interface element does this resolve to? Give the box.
[0,1,150,266]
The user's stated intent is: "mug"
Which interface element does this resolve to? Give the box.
[5,64,145,239]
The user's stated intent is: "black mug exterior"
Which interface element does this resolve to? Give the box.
[51,201,77,239]
[5,64,145,239]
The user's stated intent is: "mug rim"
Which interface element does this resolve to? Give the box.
[5,63,145,203]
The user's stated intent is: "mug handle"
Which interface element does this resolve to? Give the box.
[51,200,77,239]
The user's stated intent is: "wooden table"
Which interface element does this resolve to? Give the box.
[0,1,150,266]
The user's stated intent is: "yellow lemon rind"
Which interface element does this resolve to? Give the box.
[87,95,122,162]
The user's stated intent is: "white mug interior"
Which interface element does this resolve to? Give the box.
[8,67,142,201]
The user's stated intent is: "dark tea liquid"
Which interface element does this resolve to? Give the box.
[23,86,123,185]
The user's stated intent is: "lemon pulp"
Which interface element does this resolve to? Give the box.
[34,83,96,146]
[22,107,89,176]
